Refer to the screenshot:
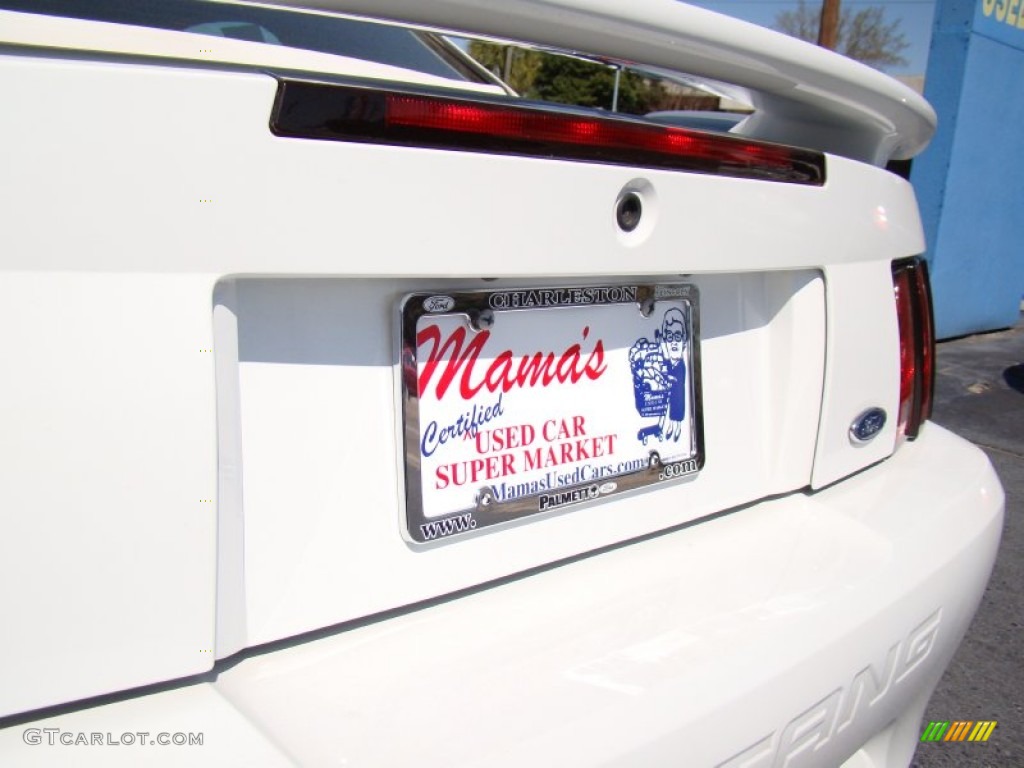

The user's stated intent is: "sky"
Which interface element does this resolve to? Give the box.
[684,0,937,75]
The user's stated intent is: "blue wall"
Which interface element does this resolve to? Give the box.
[912,0,1024,338]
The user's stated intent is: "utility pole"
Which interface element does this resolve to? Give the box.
[818,0,840,50]
[503,46,515,84]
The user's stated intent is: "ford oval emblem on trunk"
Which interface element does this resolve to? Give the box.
[850,408,887,444]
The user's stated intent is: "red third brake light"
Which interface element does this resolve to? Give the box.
[892,257,936,441]
[271,80,826,185]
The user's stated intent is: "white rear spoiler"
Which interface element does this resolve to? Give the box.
[266,0,936,165]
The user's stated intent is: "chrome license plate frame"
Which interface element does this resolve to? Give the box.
[399,283,703,543]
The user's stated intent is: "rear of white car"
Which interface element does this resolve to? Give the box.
[0,2,1004,766]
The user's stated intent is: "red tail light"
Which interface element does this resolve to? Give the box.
[892,258,935,441]
[271,80,825,185]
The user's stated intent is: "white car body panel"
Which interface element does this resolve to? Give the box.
[813,260,904,489]
[0,427,1003,767]
[2,51,922,687]
[221,271,826,647]
[0,2,1002,766]
[217,427,1002,768]
[0,272,219,716]
[0,55,924,277]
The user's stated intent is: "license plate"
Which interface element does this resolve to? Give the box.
[399,283,703,543]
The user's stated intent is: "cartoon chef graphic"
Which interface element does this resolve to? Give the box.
[657,307,688,442]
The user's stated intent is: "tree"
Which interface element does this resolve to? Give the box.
[467,42,661,115]
[467,41,542,95]
[531,55,660,115]
[775,0,910,71]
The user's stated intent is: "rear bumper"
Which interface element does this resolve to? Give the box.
[0,424,1003,768]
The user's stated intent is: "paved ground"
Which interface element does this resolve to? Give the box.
[911,314,1024,768]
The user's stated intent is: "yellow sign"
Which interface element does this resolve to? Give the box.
[982,0,1024,29]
